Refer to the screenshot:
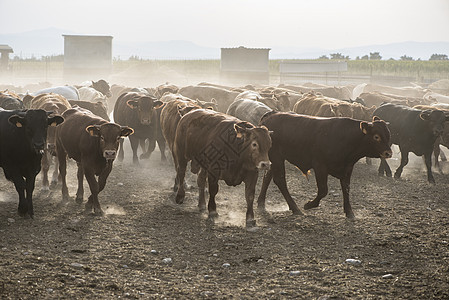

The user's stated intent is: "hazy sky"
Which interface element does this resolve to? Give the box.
[1,0,449,49]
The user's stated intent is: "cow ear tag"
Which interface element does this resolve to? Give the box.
[51,122,58,127]
[360,122,369,134]
[16,122,23,128]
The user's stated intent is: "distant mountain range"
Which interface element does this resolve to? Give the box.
[1,27,448,60]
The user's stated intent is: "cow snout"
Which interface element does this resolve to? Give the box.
[258,161,271,170]
[381,149,393,159]
[103,150,117,160]
[141,119,151,125]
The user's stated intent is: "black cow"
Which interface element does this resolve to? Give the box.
[0,109,64,217]
[113,92,165,164]
[374,103,449,183]
[258,112,392,218]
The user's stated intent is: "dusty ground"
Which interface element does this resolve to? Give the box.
[1,143,449,299]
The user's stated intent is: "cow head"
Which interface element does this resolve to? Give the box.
[8,110,64,154]
[234,122,272,171]
[86,123,134,160]
[273,92,291,112]
[91,79,112,98]
[419,109,448,137]
[195,98,218,111]
[360,116,392,159]
[126,95,164,125]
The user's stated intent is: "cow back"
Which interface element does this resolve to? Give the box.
[226,99,272,125]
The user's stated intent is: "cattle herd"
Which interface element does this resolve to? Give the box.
[1,79,449,228]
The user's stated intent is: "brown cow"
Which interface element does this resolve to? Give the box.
[258,112,392,218]
[68,100,110,121]
[293,91,354,118]
[178,85,240,113]
[278,84,352,100]
[173,109,272,227]
[56,107,133,214]
[113,92,164,164]
[29,93,71,190]
[155,82,179,98]
[159,93,216,155]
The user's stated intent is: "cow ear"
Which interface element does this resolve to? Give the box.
[86,125,101,137]
[8,115,26,128]
[372,116,381,122]
[153,100,164,109]
[234,123,247,139]
[360,121,372,134]
[126,100,139,109]
[120,126,134,137]
[420,110,431,121]
[48,115,64,127]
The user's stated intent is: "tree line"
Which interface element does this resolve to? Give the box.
[319,53,448,61]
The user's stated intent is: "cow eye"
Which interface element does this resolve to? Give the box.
[252,142,258,148]
[373,134,381,141]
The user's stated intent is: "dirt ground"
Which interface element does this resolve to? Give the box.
[1,141,449,299]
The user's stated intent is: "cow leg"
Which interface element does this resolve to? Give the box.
[83,168,102,214]
[12,175,27,217]
[365,157,372,165]
[257,169,273,211]
[197,168,207,211]
[423,151,435,184]
[304,167,328,210]
[58,150,69,201]
[271,159,302,214]
[340,166,354,219]
[433,143,443,174]
[144,137,157,160]
[98,161,113,193]
[75,162,84,203]
[157,136,167,162]
[174,159,188,204]
[50,156,59,188]
[117,138,125,162]
[139,139,150,159]
[378,157,392,177]
[394,150,409,179]
[41,151,50,191]
[129,136,140,164]
[207,176,219,219]
[244,171,258,227]
[24,174,37,218]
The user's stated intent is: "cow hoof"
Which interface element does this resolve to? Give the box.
[140,153,150,160]
[292,209,304,215]
[198,204,207,212]
[18,208,28,217]
[246,219,257,228]
[94,208,104,215]
[175,194,184,204]
[304,201,319,210]
[345,211,355,219]
[256,205,267,213]
[75,195,83,204]
[209,211,219,219]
